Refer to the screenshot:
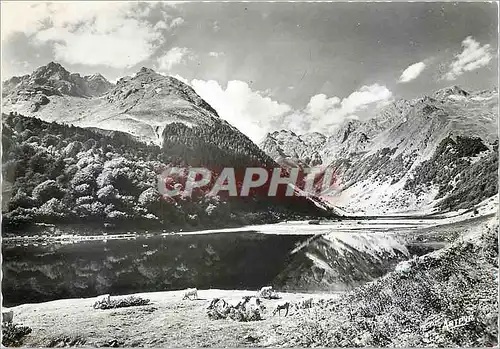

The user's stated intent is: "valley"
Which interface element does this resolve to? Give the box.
[1,61,498,348]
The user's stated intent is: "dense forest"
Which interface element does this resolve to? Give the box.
[2,113,330,234]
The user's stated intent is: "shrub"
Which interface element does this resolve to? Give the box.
[138,188,160,206]
[2,323,32,347]
[93,295,150,310]
[97,185,117,203]
[7,190,35,210]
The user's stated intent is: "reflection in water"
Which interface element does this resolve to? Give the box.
[2,232,305,307]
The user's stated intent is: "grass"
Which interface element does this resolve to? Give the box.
[284,218,498,347]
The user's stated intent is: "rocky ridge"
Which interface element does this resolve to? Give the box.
[260,86,498,214]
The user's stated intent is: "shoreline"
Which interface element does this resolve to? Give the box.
[2,208,496,245]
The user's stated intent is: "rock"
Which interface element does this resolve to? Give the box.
[35,94,50,105]
[29,94,50,112]
[30,102,40,112]
[245,334,259,343]
[2,310,13,323]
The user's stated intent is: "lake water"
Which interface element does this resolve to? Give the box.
[2,232,306,307]
[3,217,461,307]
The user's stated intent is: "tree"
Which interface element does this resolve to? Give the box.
[32,180,64,203]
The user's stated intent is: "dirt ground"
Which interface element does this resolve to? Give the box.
[7,289,340,347]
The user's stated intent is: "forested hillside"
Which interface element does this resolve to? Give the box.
[2,114,328,233]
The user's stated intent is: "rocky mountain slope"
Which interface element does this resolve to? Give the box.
[3,62,114,105]
[3,63,236,146]
[2,63,332,231]
[260,130,326,168]
[260,86,498,215]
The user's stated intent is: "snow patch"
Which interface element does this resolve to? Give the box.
[471,96,495,101]
[447,95,467,101]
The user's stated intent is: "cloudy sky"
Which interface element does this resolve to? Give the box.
[2,2,498,142]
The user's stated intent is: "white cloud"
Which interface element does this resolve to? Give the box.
[281,84,393,135]
[169,17,185,29]
[340,84,393,114]
[208,51,225,58]
[445,36,493,80]
[3,2,168,68]
[191,79,292,143]
[154,20,169,30]
[189,79,392,142]
[306,94,341,115]
[399,61,426,83]
[157,47,193,71]
[171,74,189,84]
[1,2,49,41]
[37,26,160,68]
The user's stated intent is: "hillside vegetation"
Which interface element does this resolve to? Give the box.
[2,114,327,233]
[284,217,498,347]
[406,136,498,210]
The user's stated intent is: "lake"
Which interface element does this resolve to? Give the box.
[3,217,465,307]
[2,231,306,307]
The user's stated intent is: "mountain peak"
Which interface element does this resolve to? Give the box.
[44,61,67,71]
[85,73,106,80]
[271,129,298,137]
[32,61,71,81]
[434,85,469,100]
[2,61,114,100]
[137,67,158,76]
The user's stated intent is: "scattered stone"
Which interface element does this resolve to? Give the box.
[244,334,259,343]
[101,339,123,347]
[46,335,86,348]
[257,286,280,300]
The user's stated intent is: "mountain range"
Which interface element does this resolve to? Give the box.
[260,85,498,215]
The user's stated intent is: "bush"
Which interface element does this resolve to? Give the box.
[93,295,150,310]
[7,190,35,210]
[2,323,32,347]
[206,298,263,322]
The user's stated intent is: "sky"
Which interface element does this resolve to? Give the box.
[1,1,498,143]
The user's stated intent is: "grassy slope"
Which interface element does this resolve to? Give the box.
[284,216,498,347]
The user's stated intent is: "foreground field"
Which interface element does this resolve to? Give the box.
[6,290,339,347]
